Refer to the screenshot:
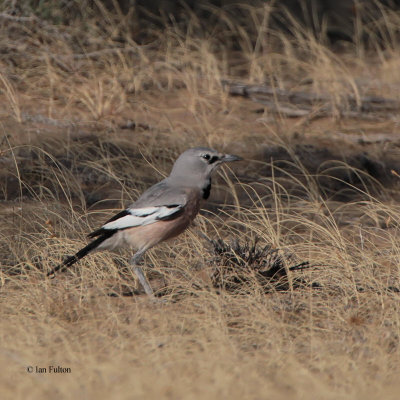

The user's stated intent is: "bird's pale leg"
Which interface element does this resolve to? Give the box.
[129,250,154,298]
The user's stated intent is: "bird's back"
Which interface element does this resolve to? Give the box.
[130,178,193,209]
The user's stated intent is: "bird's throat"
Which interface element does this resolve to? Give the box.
[202,178,212,200]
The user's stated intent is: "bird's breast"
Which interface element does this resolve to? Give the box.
[120,189,202,251]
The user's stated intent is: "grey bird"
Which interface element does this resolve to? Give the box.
[47,147,242,297]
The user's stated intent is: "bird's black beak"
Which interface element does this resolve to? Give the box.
[221,153,242,163]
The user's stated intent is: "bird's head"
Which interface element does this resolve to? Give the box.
[169,147,242,183]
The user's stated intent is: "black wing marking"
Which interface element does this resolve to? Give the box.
[87,209,130,238]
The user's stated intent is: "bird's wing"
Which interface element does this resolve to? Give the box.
[87,181,188,238]
[101,204,184,230]
[128,179,187,209]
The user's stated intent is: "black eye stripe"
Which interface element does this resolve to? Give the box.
[209,156,219,164]
[201,154,219,164]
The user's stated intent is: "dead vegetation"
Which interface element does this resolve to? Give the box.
[1,1,400,399]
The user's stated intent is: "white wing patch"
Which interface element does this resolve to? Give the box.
[102,205,183,231]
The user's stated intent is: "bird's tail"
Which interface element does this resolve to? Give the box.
[47,232,113,277]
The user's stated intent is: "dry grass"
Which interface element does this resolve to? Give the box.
[1,2,400,399]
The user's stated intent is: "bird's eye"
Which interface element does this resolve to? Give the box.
[202,154,211,160]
